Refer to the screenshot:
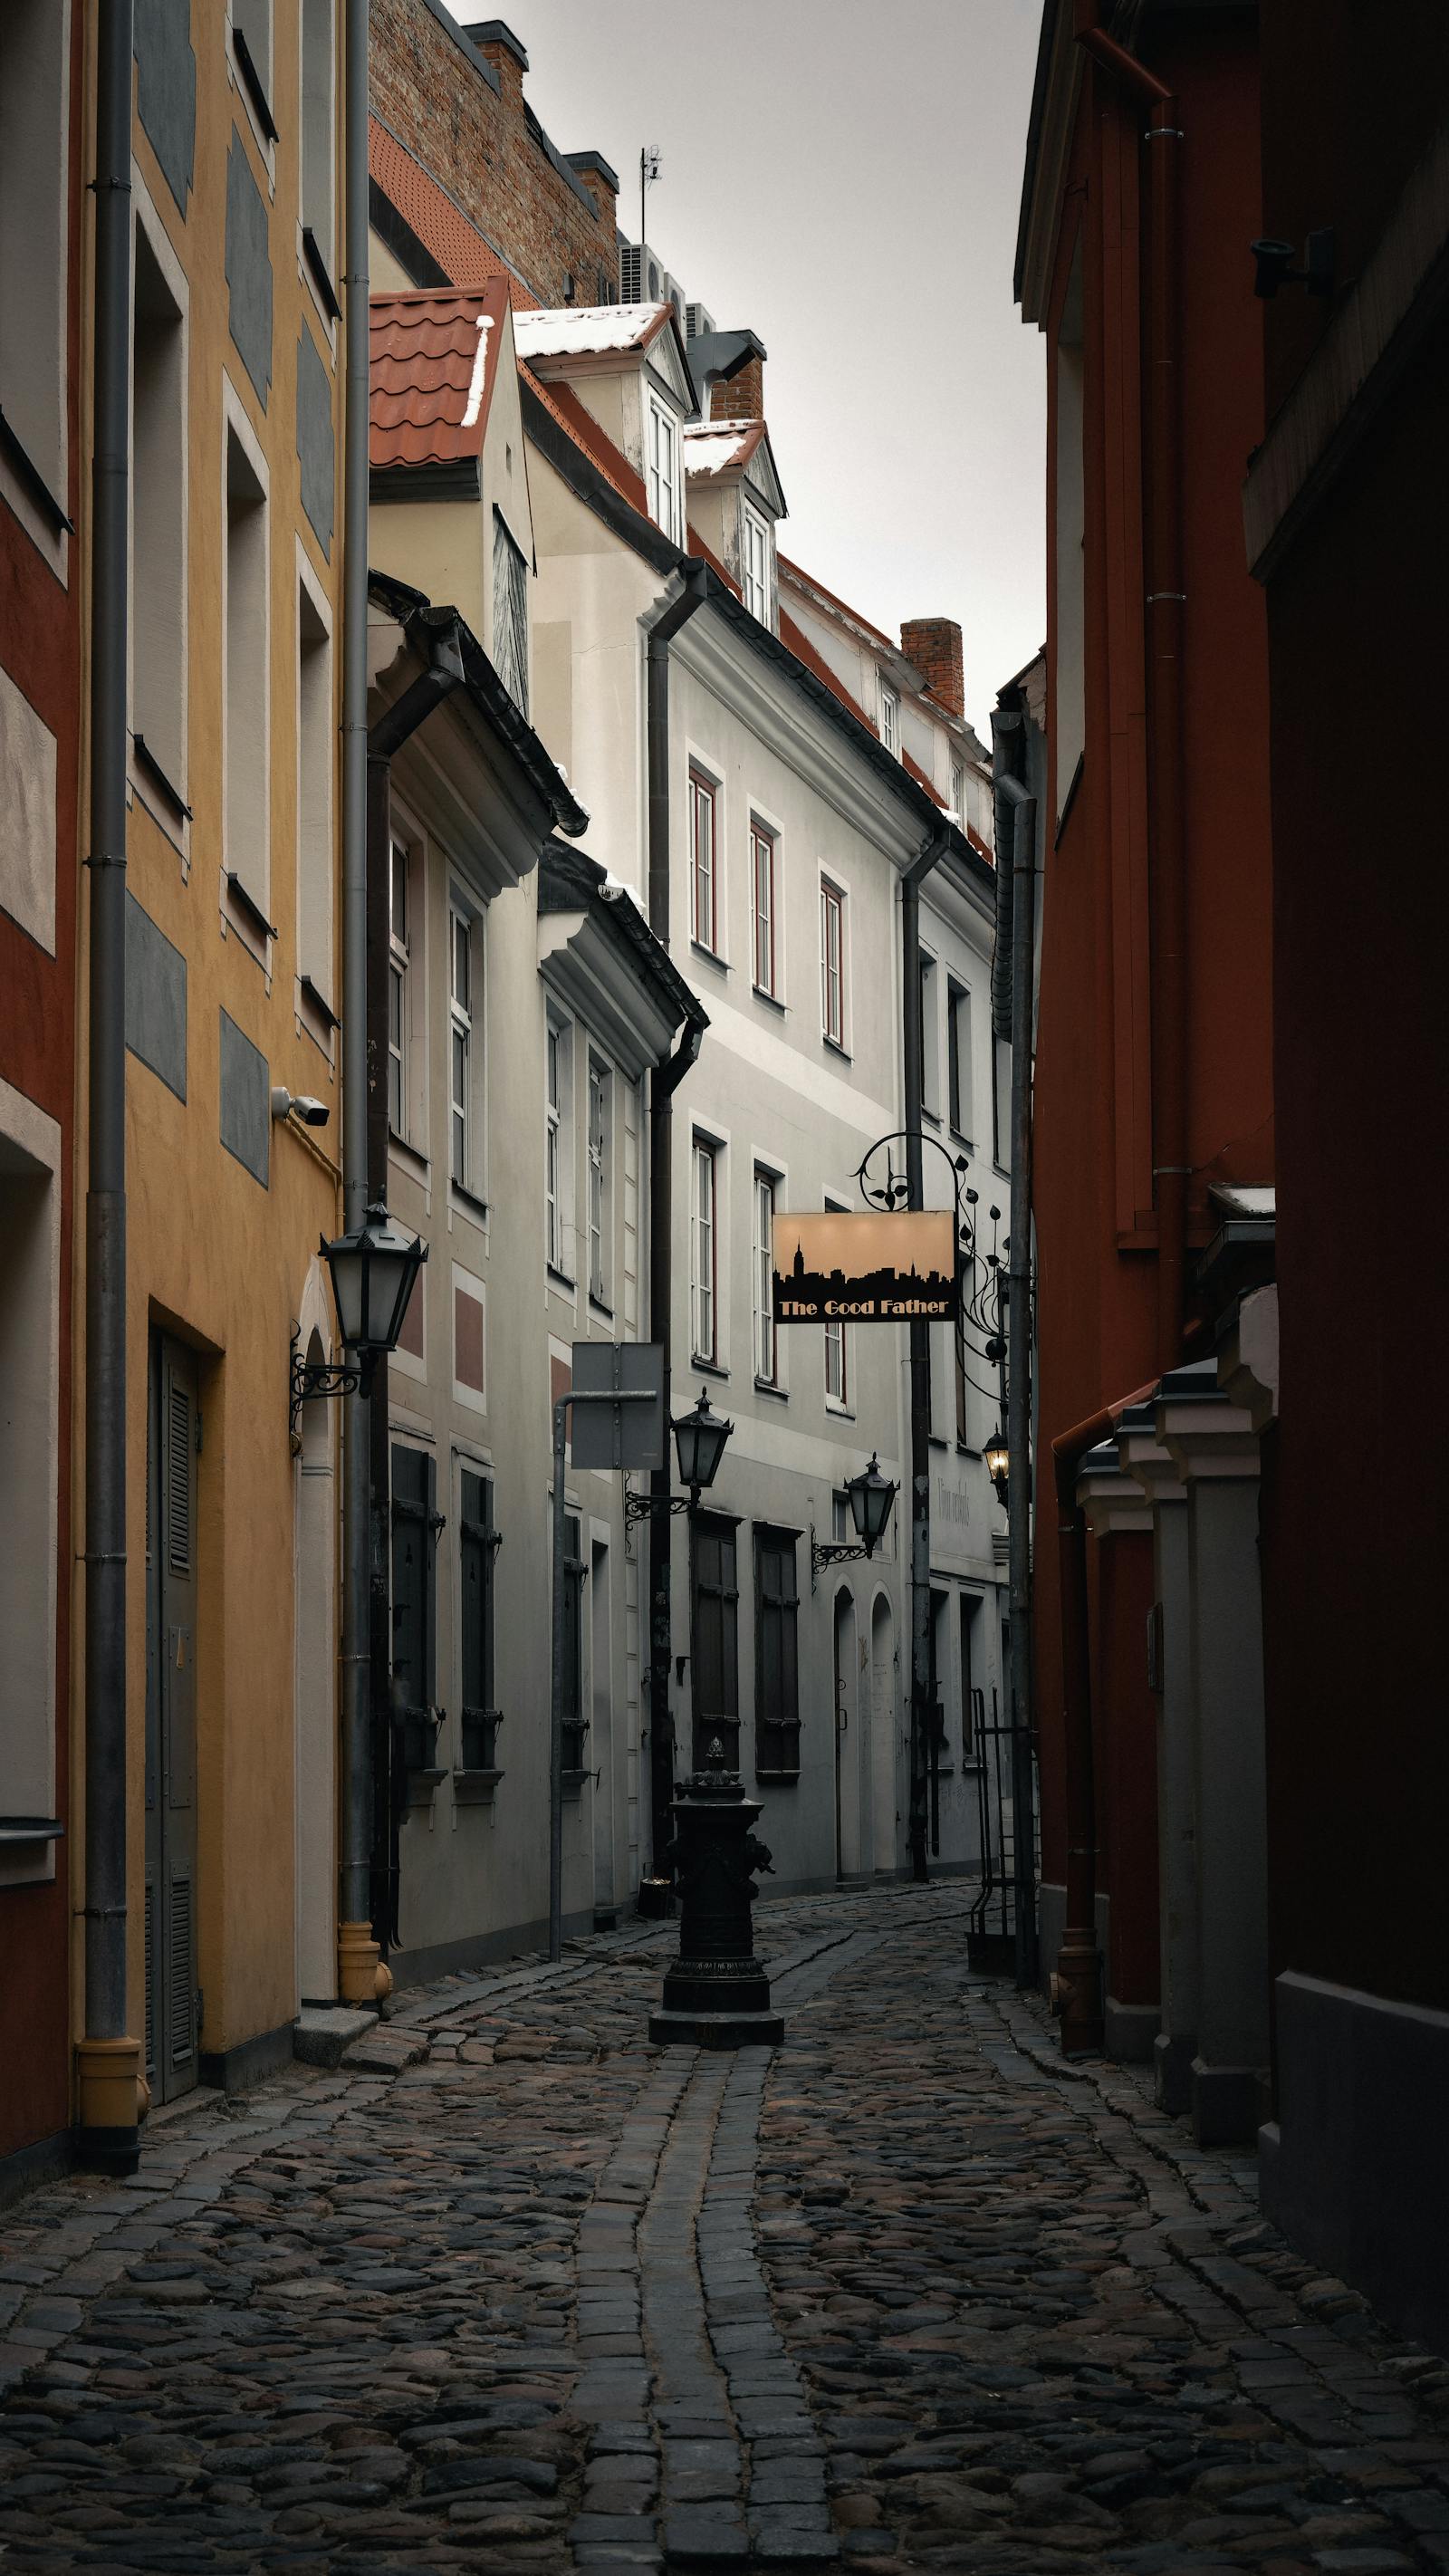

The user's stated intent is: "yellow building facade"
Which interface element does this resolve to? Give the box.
[75,1,349,2111]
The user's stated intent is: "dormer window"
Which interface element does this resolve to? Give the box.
[880,684,900,759]
[648,397,682,543]
[741,500,774,630]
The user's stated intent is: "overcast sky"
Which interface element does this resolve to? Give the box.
[439,1,1047,735]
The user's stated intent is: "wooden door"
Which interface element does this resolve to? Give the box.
[145,1333,200,2101]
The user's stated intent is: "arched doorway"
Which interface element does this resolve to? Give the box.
[833,1588,860,1879]
[869,1592,898,1877]
[293,1326,337,2003]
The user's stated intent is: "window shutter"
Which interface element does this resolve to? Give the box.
[391,1445,442,1768]
[460,1469,497,1770]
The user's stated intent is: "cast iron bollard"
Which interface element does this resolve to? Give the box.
[648,1737,784,2047]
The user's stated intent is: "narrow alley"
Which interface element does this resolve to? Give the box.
[2,1885,1445,2575]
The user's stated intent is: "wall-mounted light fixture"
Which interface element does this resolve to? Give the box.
[290,1203,427,1443]
[984,1424,1010,1508]
[811,1452,898,1591]
[626,1387,735,1521]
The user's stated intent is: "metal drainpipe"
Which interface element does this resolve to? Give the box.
[992,707,1040,1991]
[902,828,949,1886]
[337,0,377,2007]
[643,567,707,1879]
[77,0,139,2173]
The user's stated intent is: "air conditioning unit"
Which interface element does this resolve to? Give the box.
[686,301,716,341]
[619,241,641,301]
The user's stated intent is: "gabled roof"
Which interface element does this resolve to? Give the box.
[369,284,511,473]
[514,303,676,361]
[682,417,787,518]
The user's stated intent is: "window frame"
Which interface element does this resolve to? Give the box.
[880,682,900,758]
[750,818,778,999]
[448,898,478,1197]
[947,978,972,1142]
[296,544,333,1026]
[918,949,940,1120]
[950,756,964,820]
[690,1511,740,1772]
[221,385,272,945]
[0,0,71,572]
[390,1442,441,1775]
[130,187,189,833]
[457,1465,502,1776]
[823,1191,851,1412]
[560,1508,589,1775]
[820,875,847,1051]
[741,498,773,628]
[299,0,337,297]
[648,394,681,543]
[692,1134,719,1367]
[492,505,529,716]
[388,832,412,1142]
[753,1166,778,1389]
[688,766,719,955]
[545,1008,575,1282]
[587,1053,611,1310]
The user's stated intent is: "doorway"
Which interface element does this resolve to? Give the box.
[869,1593,897,1876]
[833,1589,859,1879]
[293,1332,336,2003]
[590,1539,615,1921]
[144,1331,200,2102]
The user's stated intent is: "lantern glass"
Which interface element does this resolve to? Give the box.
[322,1205,427,1359]
[673,1389,733,1495]
[984,1425,1009,1490]
[848,1452,897,1556]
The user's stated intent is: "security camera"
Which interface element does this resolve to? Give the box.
[271,1086,331,1128]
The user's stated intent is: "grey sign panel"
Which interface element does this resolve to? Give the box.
[570,1341,665,1473]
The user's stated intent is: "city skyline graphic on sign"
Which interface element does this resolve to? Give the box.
[771,1211,959,1324]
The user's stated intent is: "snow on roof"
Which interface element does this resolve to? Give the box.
[513,303,669,360]
[682,420,764,476]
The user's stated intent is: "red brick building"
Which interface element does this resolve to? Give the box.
[1013,2,1275,2118]
[369,6,619,309]
[1246,0,1449,2352]
[0,5,85,2194]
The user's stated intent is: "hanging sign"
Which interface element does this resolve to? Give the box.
[772,1210,958,1324]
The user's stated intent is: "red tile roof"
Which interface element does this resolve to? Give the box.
[369,116,538,306]
[778,551,896,655]
[370,284,511,472]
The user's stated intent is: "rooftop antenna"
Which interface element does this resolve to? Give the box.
[639,146,661,276]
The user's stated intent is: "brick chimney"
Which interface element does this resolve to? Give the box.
[465,19,529,97]
[900,618,964,718]
[711,355,764,424]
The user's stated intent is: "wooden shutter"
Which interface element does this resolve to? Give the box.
[755,1530,800,1775]
[391,1445,440,1771]
[691,1514,739,1769]
[460,1470,498,1771]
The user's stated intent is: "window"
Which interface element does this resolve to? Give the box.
[692,1136,718,1364]
[458,1468,501,1773]
[391,1445,440,1773]
[648,397,680,542]
[880,684,899,758]
[449,905,475,1190]
[947,981,972,1139]
[546,1014,573,1275]
[955,1324,969,1449]
[0,0,68,531]
[820,878,845,1048]
[918,953,939,1119]
[993,1031,1012,1170]
[561,1510,588,1774]
[297,572,331,1004]
[300,0,336,272]
[691,1514,739,1770]
[754,1529,800,1776]
[132,221,187,806]
[225,419,269,913]
[951,757,964,820]
[388,838,410,1137]
[824,1306,847,1408]
[753,1168,776,1386]
[751,821,777,996]
[742,502,772,627]
[588,1056,610,1306]
[492,509,529,716]
[689,768,717,952]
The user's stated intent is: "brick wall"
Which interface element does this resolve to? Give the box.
[370,0,619,308]
[900,617,964,717]
[710,356,764,424]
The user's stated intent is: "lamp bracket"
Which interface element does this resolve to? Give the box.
[290,1329,362,1446]
[811,1529,869,1594]
[626,1489,694,1523]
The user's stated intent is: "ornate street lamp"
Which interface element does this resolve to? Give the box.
[673,1388,734,1501]
[984,1424,1010,1507]
[811,1451,898,1589]
[291,1202,428,1440]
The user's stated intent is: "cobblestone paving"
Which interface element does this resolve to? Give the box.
[1,1885,1445,2573]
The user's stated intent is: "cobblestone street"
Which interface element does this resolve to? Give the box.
[3,1885,1446,2574]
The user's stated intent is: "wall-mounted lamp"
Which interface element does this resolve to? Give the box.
[811,1453,898,1591]
[1251,229,1334,300]
[626,1387,735,1520]
[291,1203,427,1444]
[984,1425,1010,1508]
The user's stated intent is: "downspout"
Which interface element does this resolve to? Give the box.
[902,826,950,1885]
[643,565,707,1881]
[77,0,139,2171]
[992,704,1039,1990]
[362,622,466,1961]
[337,0,377,2006]
[1039,6,1186,2056]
